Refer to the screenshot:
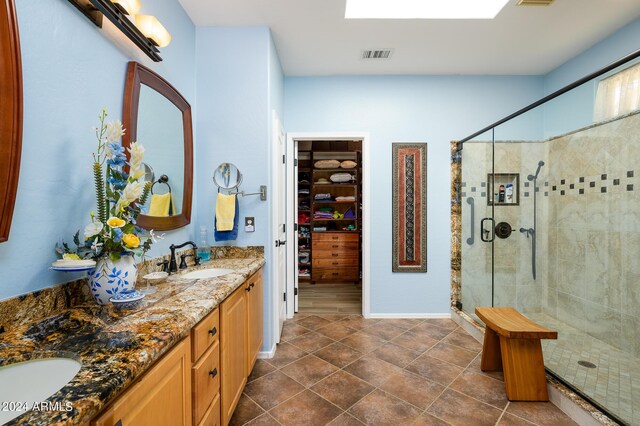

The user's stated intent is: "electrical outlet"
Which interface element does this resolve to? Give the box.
[245,217,255,232]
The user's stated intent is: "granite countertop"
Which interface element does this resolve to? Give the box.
[0,256,265,426]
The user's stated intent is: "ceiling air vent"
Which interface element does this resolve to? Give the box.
[361,49,394,60]
[516,0,555,5]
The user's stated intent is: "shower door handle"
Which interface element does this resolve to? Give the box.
[480,217,495,242]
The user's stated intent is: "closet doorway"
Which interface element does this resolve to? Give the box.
[285,133,370,318]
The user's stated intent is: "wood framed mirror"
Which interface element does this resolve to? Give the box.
[0,0,22,243]
[123,61,193,231]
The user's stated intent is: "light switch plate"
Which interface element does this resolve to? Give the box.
[245,217,255,232]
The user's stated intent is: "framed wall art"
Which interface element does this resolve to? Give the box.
[392,143,427,272]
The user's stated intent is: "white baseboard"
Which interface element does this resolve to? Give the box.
[257,343,276,359]
[367,313,451,319]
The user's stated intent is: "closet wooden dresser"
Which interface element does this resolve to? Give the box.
[312,232,359,283]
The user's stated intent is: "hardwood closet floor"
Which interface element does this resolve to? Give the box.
[298,283,361,314]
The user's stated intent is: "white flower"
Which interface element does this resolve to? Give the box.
[105,120,125,143]
[117,180,144,210]
[128,142,146,180]
[84,221,104,240]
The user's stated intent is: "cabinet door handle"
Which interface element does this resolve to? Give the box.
[332,262,338,265]
[245,286,251,292]
[332,236,339,240]
[209,368,218,378]
[332,272,339,276]
[332,254,338,257]
[332,245,338,248]
[208,326,217,336]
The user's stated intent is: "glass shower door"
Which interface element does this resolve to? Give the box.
[460,130,495,320]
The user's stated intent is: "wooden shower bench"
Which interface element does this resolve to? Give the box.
[475,307,557,401]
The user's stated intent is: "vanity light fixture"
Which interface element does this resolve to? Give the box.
[135,15,171,48]
[66,0,166,61]
[112,0,141,15]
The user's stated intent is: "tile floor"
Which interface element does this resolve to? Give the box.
[230,314,577,426]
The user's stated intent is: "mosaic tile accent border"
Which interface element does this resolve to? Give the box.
[461,169,636,200]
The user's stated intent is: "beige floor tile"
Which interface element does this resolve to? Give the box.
[427,389,503,426]
[243,371,305,410]
[314,342,364,368]
[269,389,342,426]
[288,331,335,352]
[348,389,421,425]
[311,370,375,410]
[280,355,339,387]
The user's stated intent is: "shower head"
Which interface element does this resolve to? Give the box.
[529,160,545,181]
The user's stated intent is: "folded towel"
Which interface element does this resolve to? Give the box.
[216,193,236,231]
[215,196,239,241]
[148,193,174,217]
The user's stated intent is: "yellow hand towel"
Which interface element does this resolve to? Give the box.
[148,193,173,217]
[216,193,236,231]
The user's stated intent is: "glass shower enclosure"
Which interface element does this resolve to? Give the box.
[455,50,640,425]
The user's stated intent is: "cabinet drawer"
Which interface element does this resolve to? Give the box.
[197,393,220,426]
[313,241,359,252]
[313,232,359,242]
[312,258,359,267]
[312,267,359,281]
[192,308,219,361]
[193,340,220,424]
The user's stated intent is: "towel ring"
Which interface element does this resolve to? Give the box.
[151,174,172,195]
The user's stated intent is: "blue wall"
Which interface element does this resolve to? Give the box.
[0,0,196,300]
[284,75,543,314]
[195,27,283,351]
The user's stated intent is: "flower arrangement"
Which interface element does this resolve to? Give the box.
[57,108,159,262]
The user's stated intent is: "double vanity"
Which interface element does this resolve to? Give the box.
[0,250,264,426]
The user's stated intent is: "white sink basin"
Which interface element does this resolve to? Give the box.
[0,357,81,423]
[181,268,235,279]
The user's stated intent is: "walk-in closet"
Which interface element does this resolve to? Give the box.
[296,140,363,313]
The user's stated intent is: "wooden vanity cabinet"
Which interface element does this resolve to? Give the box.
[92,267,263,426]
[221,268,263,426]
[191,308,221,426]
[220,283,247,425]
[92,336,192,426]
[246,270,263,375]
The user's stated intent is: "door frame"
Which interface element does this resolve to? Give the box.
[270,110,286,345]
[285,132,371,318]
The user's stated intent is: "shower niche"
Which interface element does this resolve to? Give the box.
[487,173,519,206]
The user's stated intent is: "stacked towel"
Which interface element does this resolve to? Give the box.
[148,193,174,217]
[335,195,355,202]
[215,193,239,241]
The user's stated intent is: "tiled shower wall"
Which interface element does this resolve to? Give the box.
[459,111,640,357]
[545,111,640,357]
[461,141,548,315]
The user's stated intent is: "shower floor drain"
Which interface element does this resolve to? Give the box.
[578,360,597,368]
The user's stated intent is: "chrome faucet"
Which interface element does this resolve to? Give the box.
[169,241,199,273]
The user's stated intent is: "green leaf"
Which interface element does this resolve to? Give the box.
[109,252,120,262]
[73,230,80,246]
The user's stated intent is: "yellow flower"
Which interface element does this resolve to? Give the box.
[63,253,81,260]
[107,217,126,228]
[122,233,140,249]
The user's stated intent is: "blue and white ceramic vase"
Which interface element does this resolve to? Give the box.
[88,254,138,305]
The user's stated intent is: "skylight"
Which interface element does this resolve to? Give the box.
[345,0,510,19]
